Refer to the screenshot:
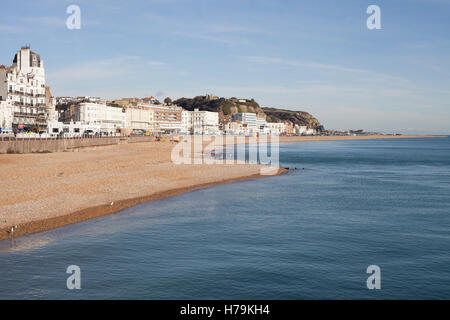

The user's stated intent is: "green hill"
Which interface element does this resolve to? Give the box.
[173,95,322,129]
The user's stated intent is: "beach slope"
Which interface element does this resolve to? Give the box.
[0,141,270,240]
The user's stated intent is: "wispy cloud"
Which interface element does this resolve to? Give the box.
[143,13,273,45]
[241,56,411,86]
[48,56,166,81]
[21,16,66,27]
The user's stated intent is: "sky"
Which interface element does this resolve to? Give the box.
[1,0,449,134]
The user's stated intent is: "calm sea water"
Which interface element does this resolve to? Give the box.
[1,137,449,299]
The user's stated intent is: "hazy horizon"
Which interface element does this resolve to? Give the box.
[1,0,449,134]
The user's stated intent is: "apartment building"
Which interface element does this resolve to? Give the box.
[125,106,155,132]
[256,116,268,134]
[225,121,244,136]
[232,113,257,130]
[73,102,126,134]
[266,122,286,136]
[0,47,55,132]
[180,108,220,135]
[148,104,182,134]
[181,110,193,134]
[294,125,308,136]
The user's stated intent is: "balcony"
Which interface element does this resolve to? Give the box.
[11,90,45,98]
[14,112,39,118]
[12,101,47,108]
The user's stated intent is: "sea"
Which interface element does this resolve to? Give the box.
[1,137,449,299]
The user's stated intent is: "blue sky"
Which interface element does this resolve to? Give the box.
[1,0,449,134]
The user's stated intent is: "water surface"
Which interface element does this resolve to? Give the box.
[1,137,449,299]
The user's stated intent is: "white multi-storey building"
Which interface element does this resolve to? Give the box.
[0,47,54,132]
[181,108,220,135]
[73,102,126,134]
[232,113,257,127]
[256,116,267,134]
[225,121,244,136]
[294,125,308,136]
[181,110,193,134]
[305,128,316,135]
[125,106,155,131]
[192,109,219,135]
[232,113,257,134]
[266,122,286,136]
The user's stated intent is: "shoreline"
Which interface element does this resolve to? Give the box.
[0,134,445,241]
[0,148,286,241]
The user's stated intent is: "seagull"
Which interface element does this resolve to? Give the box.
[110,202,114,206]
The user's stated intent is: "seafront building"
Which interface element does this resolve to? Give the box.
[181,108,219,135]
[125,105,155,132]
[0,48,319,137]
[72,102,126,135]
[0,46,56,133]
[148,104,182,134]
[256,117,268,134]
[224,121,243,136]
[181,110,192,134]
[294,125,308,135]
[232,113,257,130]
[266,122,286,136]
[47,121,101,136]
[305,128,316,135]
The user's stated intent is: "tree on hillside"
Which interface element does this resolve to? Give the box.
[164,97,172,105]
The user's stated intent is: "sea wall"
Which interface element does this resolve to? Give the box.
[0,136,156,154]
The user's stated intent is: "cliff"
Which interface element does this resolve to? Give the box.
[262,108,322,129]
[173,95,322,129]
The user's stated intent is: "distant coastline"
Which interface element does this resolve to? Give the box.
[277,134,448,143]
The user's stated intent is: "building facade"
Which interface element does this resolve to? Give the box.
[232,113,257,130]
[73,102,126,134]
[0,47,54,132]
[148,104,182,134]
[256,116,268,134]
[180,108,220,135]
[266,122,286,136]
[125,106,155,132]
[225,121,244,136]
[181,110,193,134]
